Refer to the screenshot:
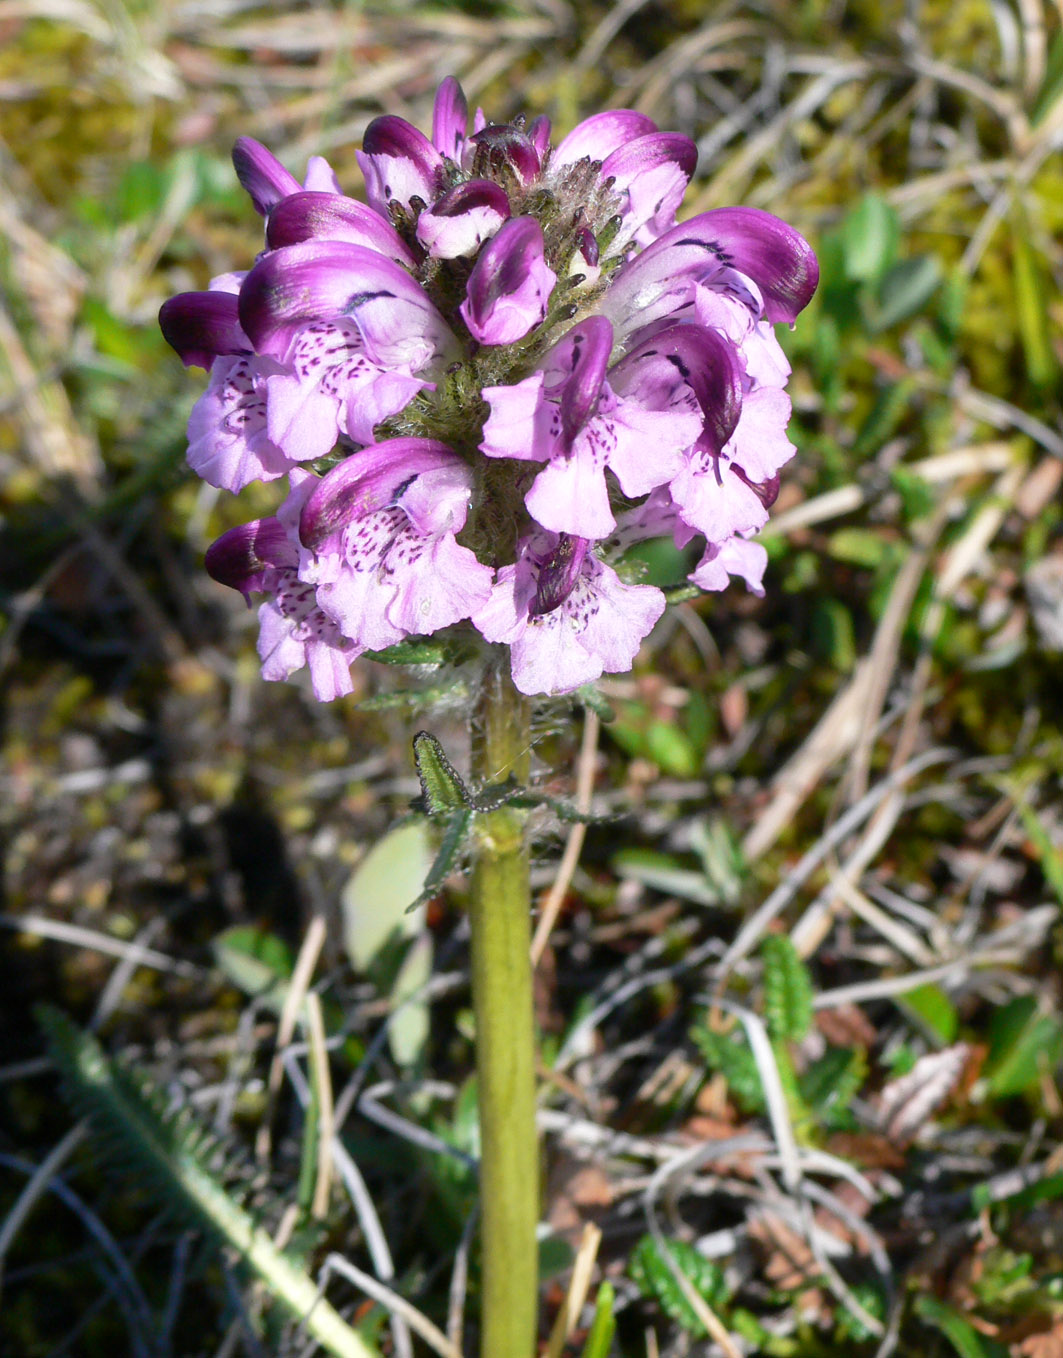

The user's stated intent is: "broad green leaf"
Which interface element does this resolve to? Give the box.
[629,1235,729,1336]
[985,996,1063,1097]
[842,193,899,284]
[870,255,942,330]
[762,935,813,1042]
[388,934,433,1069]
[827,527,892,568]
[341,821,433,971]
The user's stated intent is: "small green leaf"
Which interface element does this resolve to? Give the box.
[870,255,942,330]
[614,848,726,907]
[762,935,813,1042]
[1014,799,1063,907]
[212,926,293,1010]
[898,983,958,1043]
[1011,206,1059,389]
[413,731,470,815]
[629,1235,729,1336]
[581,1282,616,1358]
[363,638,451,666]
[800,1046,867,1124]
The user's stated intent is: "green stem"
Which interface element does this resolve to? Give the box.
[468,654,538,1358]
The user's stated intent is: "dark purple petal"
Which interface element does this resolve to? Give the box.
[299,438,459,551]
[205,518,295,599]
[238,241,455,363]
[552,109,658,166]
[469,124,541,183]
[577,226,599,268]
[266,192,415,265]
[159,291,251,369]
[528,115,551,159]
[732,465,781,509]
[358,115,442,209]
[635,208,819,323]
[460,216,556,345]
[546,315,613,444]
[531,534,589,616]
[232,137,302,216]
[432,76,468,159]
[616,323,744,455]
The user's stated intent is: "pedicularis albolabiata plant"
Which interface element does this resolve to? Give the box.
[160,77,817,1358]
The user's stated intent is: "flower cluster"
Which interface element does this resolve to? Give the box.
[161,79,817,697]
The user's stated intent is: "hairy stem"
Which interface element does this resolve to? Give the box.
[468,654,538,1358]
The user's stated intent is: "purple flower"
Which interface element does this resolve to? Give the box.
[164,76,818,697]
[480,316,704,537]
[473,532,666,696]
[205,503,361,701]
[460,217,556,345]
[300,439,495,651]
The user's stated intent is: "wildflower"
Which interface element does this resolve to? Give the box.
[163,78,817,697]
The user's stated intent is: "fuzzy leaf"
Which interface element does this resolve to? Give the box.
[413,731,470,814]
[800,1046,867,1126]
[692,1023,766,1113]
[629,1235,729,1337]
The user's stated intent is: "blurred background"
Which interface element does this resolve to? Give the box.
[2,1,1063,1355]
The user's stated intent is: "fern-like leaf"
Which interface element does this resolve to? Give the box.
[761,935,813,1043]
[37,1006,378,1358]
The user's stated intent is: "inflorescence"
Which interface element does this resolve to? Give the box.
[160,78,818,698]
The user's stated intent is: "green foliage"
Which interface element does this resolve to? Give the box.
[211,924,293,1010]
[413,730,471,814]
[914,1295,1009,1358]
[799,1045,867,1129]
[898,983,959,1043]
[691,1020,767,1113]
[985,996,1063,1098]
[36,1008,378,1358]
[580,1282,617,1358]
[836,1283,888,1343]
[629,1235,730,1336]
[607,690,712,777]
[762,935,813,1042]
